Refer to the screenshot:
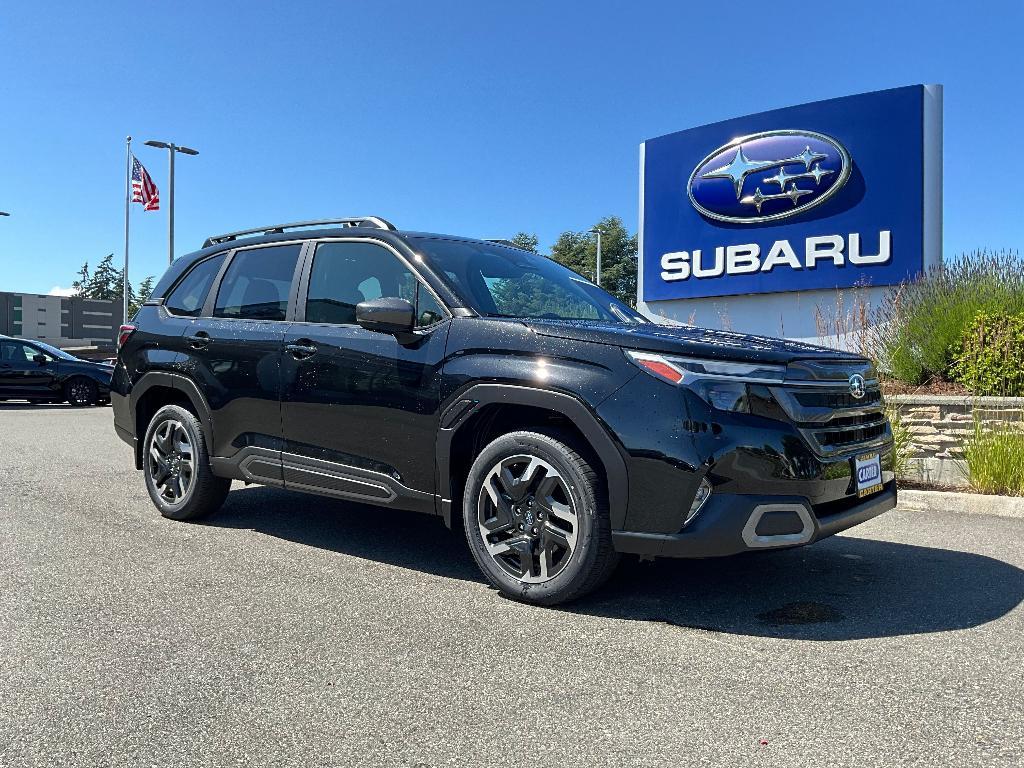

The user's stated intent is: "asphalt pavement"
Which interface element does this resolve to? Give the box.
[1,404,1022,767]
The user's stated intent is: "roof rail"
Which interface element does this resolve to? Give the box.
[203,216,397,247]
[485,238,536,252]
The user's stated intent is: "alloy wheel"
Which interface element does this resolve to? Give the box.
[68,380,93,405]
[477,455,579,584]
[148,419,196,505]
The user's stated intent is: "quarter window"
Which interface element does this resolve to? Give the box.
[306,241,446,327]
[214,244,302,321]
[165,253,226,317]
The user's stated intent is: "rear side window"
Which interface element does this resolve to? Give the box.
[214,244,302,321]
[164,254,226,317]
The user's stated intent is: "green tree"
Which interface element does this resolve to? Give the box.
[71,262,91,296]
[129,275,155,317]
[549,216,637,307]
[509,232,540,253]
[70,257,152,318]
[87,253,120,300]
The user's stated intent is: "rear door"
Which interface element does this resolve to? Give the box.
[279,238,451,509]
[182,242,305,467]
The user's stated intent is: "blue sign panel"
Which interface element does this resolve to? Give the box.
[641,85,933,301]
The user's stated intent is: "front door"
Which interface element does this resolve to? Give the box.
[0,340,56,398]
[280,239,450,510]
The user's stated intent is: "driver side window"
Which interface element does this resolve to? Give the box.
[305,241,446,327]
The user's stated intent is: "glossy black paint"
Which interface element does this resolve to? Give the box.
[0,336,112,402]
[114,225,895,559]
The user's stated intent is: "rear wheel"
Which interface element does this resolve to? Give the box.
[64,377,98,407]
[143,404,230,521]
[463,430,618,605]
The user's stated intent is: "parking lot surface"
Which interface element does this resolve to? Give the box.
[2,404,1023,767]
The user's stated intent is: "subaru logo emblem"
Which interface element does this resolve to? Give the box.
[849,373,866,400]
[688,130,851,224]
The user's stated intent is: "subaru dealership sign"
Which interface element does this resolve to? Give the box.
[639,85,942,307]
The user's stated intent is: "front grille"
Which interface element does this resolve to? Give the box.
[771,383,891,457]
[813,418,889,452]
[793,389,883,409]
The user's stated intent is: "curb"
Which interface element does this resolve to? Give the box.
[897,489,1024,519]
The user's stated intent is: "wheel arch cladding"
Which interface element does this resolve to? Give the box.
[131,373,214,470]
[436,384,629,530]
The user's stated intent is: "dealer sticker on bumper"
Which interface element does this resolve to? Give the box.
[855,452,884,498]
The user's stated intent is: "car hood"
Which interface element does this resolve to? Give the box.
[522,319,866,365]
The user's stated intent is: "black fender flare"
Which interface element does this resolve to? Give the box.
[435,384,629,530]
[129,372,214,468]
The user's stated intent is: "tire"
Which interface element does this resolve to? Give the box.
[463,430,619,606]
[64,377,98,407]
[142,404,230,521]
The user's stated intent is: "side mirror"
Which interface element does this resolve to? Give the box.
[355,297,415,336]
[32,354,48,365]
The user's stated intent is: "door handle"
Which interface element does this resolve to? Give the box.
[185,331,210,349]
[286,342,318,359]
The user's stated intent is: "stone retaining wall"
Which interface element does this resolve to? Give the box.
[886,395,1024,487]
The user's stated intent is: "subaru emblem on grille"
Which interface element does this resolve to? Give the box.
[849,373,866,399]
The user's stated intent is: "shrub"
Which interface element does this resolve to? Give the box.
[958,420,1024,496]
[885,406,913,480]
[870,250,1024,384]
[950,312,1024,396]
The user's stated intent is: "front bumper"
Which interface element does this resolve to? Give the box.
[611,482,897,558]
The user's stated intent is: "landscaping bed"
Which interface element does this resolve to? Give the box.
[814,250,1024,497]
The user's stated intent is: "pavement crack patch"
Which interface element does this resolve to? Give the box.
[757,601,844,626]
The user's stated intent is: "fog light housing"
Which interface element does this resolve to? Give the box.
[684,478,712,526]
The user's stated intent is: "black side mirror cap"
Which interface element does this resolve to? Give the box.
[32,354,48,364]
[355,297,416,336]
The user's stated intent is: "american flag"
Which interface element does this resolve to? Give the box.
[131,155,160,211]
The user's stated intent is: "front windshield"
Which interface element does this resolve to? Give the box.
[411,238,646,323]
[33,340,76,360]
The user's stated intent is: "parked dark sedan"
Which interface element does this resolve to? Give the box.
[0,335,112,406]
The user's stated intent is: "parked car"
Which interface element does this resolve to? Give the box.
[113,217,896,605]
[0,335,112,406]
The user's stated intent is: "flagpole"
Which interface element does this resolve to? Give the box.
[123,136,132,325]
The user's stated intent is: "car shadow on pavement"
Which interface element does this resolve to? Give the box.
[209,486,1024,641]
[209,486,483,582]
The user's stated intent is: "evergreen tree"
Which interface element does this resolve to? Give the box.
[129,276,155,317]
[509,232,540,253]
[88,254,120,300]
[71,262,91,296]
[549,216,638,307]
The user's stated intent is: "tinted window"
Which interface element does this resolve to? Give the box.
[214,244,302,321]
[165,253,226,317]
[411,238,645,323]
[0,341,52,363]
[306,241,446,327]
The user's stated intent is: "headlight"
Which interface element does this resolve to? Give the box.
[624,350,785,413]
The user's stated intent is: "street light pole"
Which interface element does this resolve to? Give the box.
[144,140,199,264]
[589,228,605,287]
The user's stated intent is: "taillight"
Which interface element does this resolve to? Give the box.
[118,324,136,349]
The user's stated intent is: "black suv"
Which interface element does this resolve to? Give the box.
[0,335,112,406]
[112,217,896,605]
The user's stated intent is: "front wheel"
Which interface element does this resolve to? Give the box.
[143,404,230,521]
[64,377,98,407]
[463,430,618,606]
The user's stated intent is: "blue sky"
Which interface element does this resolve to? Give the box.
[0,0,1020,294]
